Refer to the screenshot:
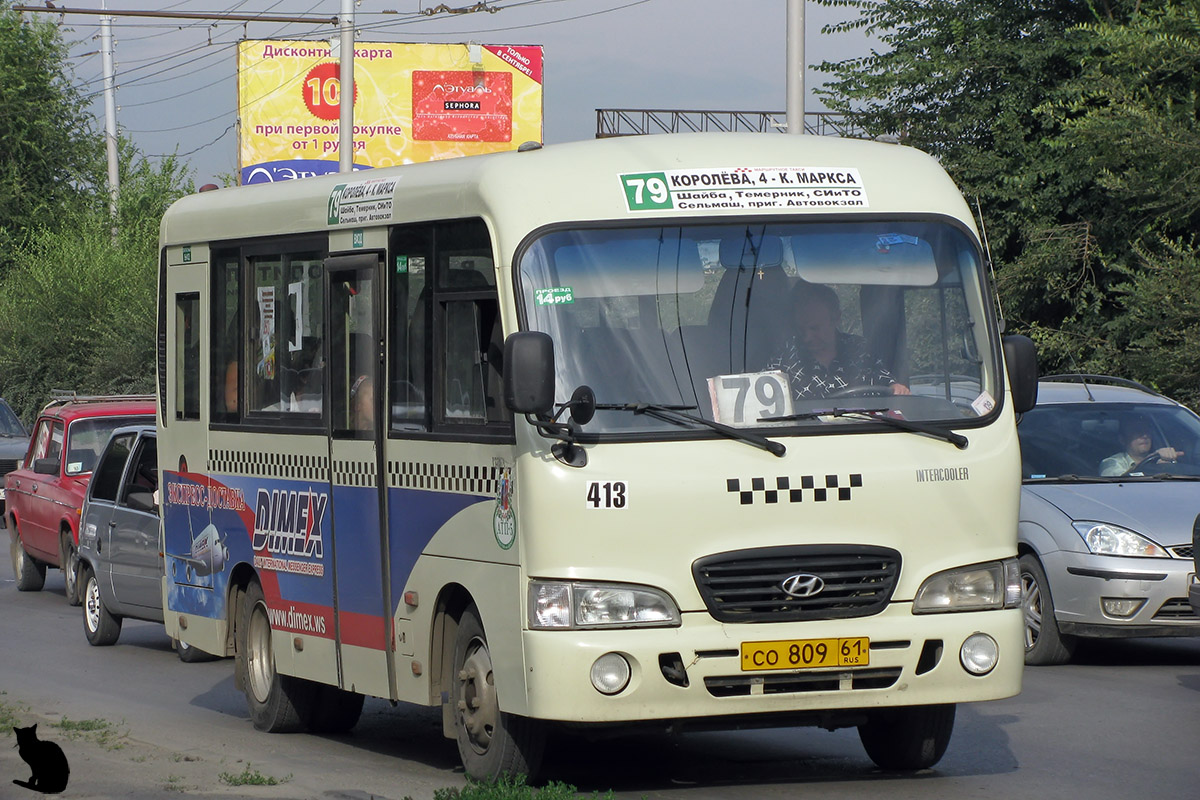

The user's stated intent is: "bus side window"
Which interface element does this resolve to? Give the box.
[390,227,431,432]
[211,251,241,424]
[174,292,201,420]
[443,297,507,424]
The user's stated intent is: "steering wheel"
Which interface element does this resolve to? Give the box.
[825,384,892,399]
[1128,451,1177,474]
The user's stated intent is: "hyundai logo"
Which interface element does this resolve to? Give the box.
[780,573,825,598]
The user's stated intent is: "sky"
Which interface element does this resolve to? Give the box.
[46,0,873,184]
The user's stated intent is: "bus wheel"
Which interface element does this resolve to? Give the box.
[12,529,46,592]
[82,567,122,646]
[451,604,545,780]
[308,685,365,733]
[238,580,314,733]
[858,703,955,771]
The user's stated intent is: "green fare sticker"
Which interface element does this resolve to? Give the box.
[396,255,408,274]
[621,172,673,211]
[535,287,574,306]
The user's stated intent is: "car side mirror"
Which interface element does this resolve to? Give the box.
[1003,334,1038,414]
[33,458,58,475]
[125,490,156,514]
[503,332,555,416]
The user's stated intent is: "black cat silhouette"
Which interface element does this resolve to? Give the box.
[12,724,70,794]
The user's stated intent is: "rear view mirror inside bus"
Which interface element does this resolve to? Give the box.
[504,332,555,416]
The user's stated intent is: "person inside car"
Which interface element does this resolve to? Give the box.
[1100,415,1183,475]
[766,282,910,400]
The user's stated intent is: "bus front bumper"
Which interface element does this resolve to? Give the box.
[519,603,1022,723]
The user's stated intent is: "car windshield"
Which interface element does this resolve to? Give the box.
[517,220,999,435]
[0,402,24,437]
[1018,401,1200,480]
[66,416,151,476]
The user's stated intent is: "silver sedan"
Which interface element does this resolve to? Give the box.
[1017,376,1200,665]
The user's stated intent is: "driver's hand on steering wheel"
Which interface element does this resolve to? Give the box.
[890,383,911,396]
[1154,446,1183,462]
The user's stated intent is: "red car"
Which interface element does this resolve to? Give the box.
[6,394,155,603]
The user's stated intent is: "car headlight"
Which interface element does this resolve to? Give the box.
[1072,522,1168,557]
[529,581,681,629]
[913,559,1021,613]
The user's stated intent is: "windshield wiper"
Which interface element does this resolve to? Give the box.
[594,402,786,458]
[764,407,968,450]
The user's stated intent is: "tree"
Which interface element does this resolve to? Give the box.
[0,8,102,272]
[0,144,192,421]
[812,0,1200,400]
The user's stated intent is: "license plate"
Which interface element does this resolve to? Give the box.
[741,637,870,671]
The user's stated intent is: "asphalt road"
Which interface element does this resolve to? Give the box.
[1,554,1197,800]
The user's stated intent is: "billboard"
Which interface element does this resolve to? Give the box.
[237,40,544,185]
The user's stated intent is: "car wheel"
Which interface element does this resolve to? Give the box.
[451,604,545,780]
[11,528,46,592]
[308,684,365,733]
[82,567,122,646]
[176,638,219,663]
[1020,553,1076,666]
[237,580,315,732]
[858,704,956,771]
[61,531,81,606]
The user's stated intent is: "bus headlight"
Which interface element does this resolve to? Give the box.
[529,581,681,629]
[913,559,1021,613]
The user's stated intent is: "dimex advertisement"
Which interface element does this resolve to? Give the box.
[237,40,544,185]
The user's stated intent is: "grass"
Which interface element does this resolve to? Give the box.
[429,775,617,800]
[0,694,25,733]
[219,764,291,786]
[52,716,127,750]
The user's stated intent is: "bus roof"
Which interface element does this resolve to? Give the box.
[159,132,976,256]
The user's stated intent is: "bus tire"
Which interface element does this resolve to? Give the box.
[1020,553,1076,665]
[82,567,122,646]
[238,580,314,733]
[12,529,46,592]
[858,703,955,771]
[308,685,365,733]
[451,604,545,780]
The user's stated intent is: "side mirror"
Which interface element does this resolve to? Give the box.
[1003,334,1038,413]
[504,332,555,416]
[33,458,58,475]
[125,490,157,514]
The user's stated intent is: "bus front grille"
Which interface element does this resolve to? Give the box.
[692,545,901,623]
[704,667,902,697]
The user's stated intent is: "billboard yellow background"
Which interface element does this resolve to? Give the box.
[237,40,544,184]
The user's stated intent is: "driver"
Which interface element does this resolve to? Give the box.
[1100,416,1182,476]
[767,283,910,400]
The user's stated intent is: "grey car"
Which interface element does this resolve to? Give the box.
[0,398,29,523]
[77,425,213,662]
[1017,375,1200,664]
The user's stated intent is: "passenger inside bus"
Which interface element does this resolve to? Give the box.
[766,282,910,400]
[351,374,374,431]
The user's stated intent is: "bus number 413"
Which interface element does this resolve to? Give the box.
[586,481,627,509]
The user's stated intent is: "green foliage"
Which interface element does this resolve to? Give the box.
[0,147,191,422]
[815,0,1200,399]
[218,764,291,786]
[52,715,127,750]
[0,8,102,273]
[431,775,616,800]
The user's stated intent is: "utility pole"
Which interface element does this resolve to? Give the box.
[100,3,119,230]
[338,0,355,173]
[786,0,805,135]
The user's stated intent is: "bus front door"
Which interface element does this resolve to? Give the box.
[325,255,392,697]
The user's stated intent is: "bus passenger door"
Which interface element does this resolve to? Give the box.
[325,255,392,697]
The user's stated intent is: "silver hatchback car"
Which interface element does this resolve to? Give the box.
[1017,376,1200,664]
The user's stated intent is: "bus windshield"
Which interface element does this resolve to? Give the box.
[517,220,999,435]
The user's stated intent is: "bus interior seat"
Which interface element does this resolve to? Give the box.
[708,233,792,374]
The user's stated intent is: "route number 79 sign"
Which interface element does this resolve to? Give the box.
[707,371,794,426]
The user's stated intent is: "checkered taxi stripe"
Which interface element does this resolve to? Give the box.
[207,449,498,496]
